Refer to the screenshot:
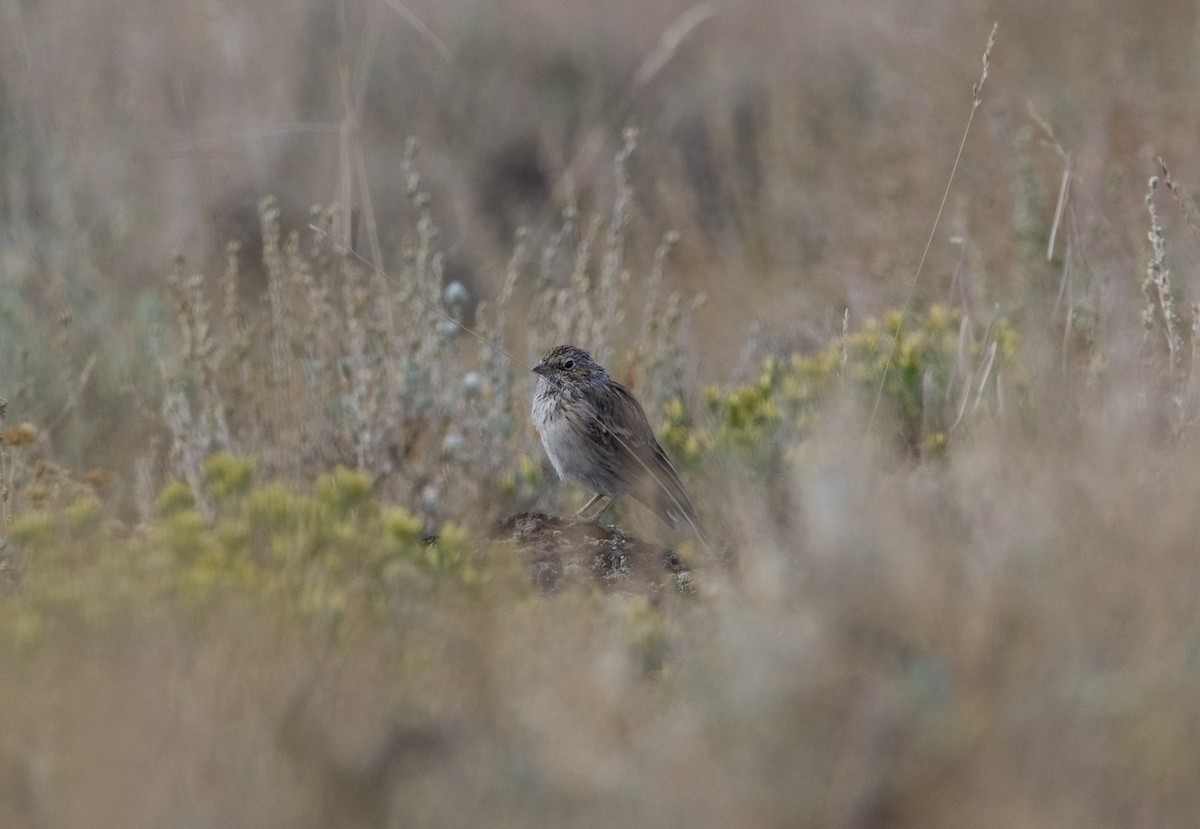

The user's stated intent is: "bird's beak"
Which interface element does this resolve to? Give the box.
[532,362,552,376]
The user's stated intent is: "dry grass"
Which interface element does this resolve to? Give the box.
[3,1,1200,826]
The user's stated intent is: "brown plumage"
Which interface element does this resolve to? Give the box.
[531,344,702,538]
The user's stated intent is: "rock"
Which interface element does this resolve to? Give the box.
[493,512,694,598]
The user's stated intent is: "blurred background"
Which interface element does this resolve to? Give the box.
[3,0,1198,472]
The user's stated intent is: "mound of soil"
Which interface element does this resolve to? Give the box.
[493,512,695,599]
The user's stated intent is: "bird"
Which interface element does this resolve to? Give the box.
[531,344,702,538]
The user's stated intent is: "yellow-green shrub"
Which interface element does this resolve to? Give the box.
[662,305,1021,462]
[1,466,477,642]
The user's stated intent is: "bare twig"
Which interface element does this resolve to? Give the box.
[867,23,998,436]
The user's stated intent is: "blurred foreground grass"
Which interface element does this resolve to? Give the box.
[4,276,1200,825]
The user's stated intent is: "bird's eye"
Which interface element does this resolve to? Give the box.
[561,358,575,371]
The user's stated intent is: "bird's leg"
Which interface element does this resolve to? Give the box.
[585,495,618,522]
[576,493,606,518]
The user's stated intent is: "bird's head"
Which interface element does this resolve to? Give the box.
[532,345,606,384]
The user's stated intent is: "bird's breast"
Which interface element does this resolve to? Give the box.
[531,384,560,429]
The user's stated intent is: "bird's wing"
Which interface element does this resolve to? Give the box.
[595,382,699,531]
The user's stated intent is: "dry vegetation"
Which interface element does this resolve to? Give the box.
[3,0,1200,826]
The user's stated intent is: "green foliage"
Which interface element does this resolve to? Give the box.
[496,453,545,512]
[315,466,375,519]
[621,597,675,674]
[662,304,1021,461]
[205,454,255,505]
[65,495,103,539]
[156,481,196,519]
[1,466,477,642]
[7,510,56,550]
